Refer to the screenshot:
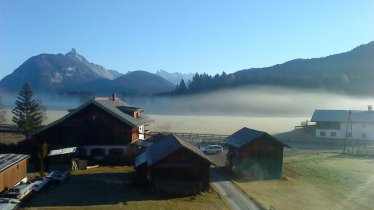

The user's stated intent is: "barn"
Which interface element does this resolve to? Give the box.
[225,127,289,180]
[31,94,154,162]
[134,134,213,194]
[0,154,29,192]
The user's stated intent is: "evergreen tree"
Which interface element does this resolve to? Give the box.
[176,79,188,93]
[12,83,45,137]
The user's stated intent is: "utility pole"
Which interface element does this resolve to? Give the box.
[343,110,353,154]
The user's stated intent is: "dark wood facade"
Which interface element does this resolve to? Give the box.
[151,148,210,194]
[135,134,212,194]
[32,104,136,146]
[31,97,153,163]
[226,127,288,180]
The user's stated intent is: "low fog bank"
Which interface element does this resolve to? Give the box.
[2,85,373,119]
[1,93,81,110]
[135,86,374,117]
[2,86,373,133]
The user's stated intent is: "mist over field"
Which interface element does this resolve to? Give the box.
[136,86,374,117]
[2,86,373,134]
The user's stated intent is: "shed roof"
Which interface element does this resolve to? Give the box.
[225,127,288,149]
[32,97,154,136]
[48,147,77,156]
[135,134,213,168]
[0,154,29,172]
[311,110,374,123]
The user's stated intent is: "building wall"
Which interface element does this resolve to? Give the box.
[0,159,27,192]
[228,137,284,180]
[149,148,210,193]
[315,122,374,140]
[33,104,138,146]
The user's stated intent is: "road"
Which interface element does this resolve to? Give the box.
[210,168,263,210]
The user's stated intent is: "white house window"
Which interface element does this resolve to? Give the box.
[362,133,367,138]
[331,132,336,137]
[346,132,352,137]
[320,131,326,137]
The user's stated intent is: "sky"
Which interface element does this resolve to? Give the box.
[0,0,373,80]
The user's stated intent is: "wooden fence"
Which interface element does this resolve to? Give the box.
[170,132,229,145]
[0,124,20,133]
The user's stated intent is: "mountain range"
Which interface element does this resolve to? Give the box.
[156,70,195,85]
[0,49,175,96]
[1,41,373,96]
[232,41,374,94]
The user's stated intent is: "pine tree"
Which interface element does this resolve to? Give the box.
[12,83,45,137]
[176,79,188,94]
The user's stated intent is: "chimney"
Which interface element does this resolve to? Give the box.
[112,93,116,102]
[368,105,373,112]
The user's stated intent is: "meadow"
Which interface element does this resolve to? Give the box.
[235,151,374,210]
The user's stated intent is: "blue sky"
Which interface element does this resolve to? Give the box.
[0,0,373,79]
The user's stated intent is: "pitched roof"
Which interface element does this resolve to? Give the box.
[311,110,374,123]
[135,134,213,168]
[225,127,288,149]
[32,97,154,136]
[0,154,29,172]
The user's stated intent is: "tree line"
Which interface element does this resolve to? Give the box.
[174,70,373,95]
[175,72,236,94]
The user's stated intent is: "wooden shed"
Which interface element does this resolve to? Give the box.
[31,95,154,162]
[225,127,289,180]
[134,134,213,194]
[0,154,29,192]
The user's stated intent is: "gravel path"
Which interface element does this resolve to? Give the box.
[210,168,263,210]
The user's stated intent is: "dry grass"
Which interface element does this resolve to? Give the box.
[235,151,374,210]
[0,132,25,144]
[22,166,229,210]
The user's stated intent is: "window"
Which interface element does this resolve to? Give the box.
[363,123,367,128]
[346,132,352,137]
[316,122,340,130]
[320,131,326,137]
[331,132,336,137]
[362,133,367,138]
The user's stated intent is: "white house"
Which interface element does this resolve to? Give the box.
[311,107,374,140]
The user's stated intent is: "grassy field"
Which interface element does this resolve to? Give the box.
[22,166,229,210]
[235,151,374,210]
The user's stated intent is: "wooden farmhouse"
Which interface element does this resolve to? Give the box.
[134,134,213,194]
[0,154,29,192]
[31,94,154,162]
[225,127,289,180]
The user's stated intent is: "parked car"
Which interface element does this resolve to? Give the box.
[0,198,20,210]
[199,145,224,154]
[32,177,50,192]
[46,171,68,183]
[3,182,33,200]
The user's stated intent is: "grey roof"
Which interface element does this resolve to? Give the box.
[311,110,374,123]
[0,154,29,172]
[32,97,154,136]
[48,147,77,156]
[135,134,213,168]
[135,152,147,167]
[225,127,288,149]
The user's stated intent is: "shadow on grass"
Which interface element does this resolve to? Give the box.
[23,171,188,208]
